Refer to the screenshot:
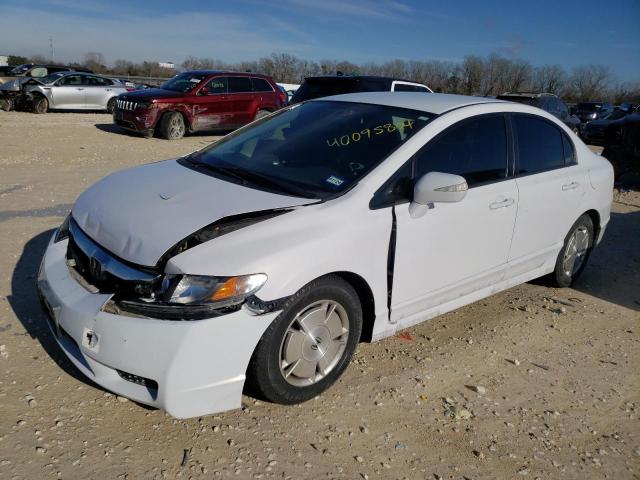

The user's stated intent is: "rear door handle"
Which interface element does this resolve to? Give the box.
[76,88,84,91]
[562,181,579,191]
[489,198,515,210]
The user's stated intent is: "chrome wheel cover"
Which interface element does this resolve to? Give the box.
[562,226,590,276]
[279,300,349,386]
[169,115,184,138]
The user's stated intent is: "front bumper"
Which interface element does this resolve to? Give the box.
[112,108,158,137]
[38,235,280,418]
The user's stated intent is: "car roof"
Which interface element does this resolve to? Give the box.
[316,92,506,115]
[497,92,556,98]
[184,70,272,79]
[304,75,418,83]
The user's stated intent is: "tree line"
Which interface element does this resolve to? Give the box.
[7,52,639,104]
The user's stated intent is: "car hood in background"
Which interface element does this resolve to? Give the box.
[72,160,312,266]
[118,88,185,101]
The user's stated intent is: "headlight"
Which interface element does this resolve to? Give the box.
[53,214,70,243]
[107,273,268,320]
[136,102,153,110]
[159,273,267,305]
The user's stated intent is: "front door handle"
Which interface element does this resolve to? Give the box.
[76,88,85,91]
[489,198,515,210]
[562,181,579,191]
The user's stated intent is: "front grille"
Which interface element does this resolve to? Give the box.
[116,99,138,111]
[66,218,159,295]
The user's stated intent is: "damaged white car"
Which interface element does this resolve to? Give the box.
[38,92,613,418]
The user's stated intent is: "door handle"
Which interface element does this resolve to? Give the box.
[489,198,515,210]
[76,88,84,91]
[562,181,579,191]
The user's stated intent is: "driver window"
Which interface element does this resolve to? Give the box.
[414,115,508,187]
[205,77,227,94]
[60,75,83,86]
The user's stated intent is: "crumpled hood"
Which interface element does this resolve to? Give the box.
[72,159,312,267]
[0,79,25,92]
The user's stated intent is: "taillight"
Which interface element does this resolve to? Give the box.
[126,88,135,92]
[277,90,287,105]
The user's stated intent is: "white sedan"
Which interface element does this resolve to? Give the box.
[38,93,613,418]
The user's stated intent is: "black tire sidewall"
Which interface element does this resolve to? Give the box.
[552,214,594,287]
[106,98,116,114]
[248,276,362,404]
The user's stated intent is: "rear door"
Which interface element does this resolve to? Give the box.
[84,75,115,109]
[228,76,254,125]
[191,76,234,130]
[50,74,86,108]
[507,114,586,278]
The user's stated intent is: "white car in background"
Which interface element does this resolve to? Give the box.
[38,92,613,418]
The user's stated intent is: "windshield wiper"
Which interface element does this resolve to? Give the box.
[219,165,318,199]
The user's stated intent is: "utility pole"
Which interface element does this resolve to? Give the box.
[49,36,54,62]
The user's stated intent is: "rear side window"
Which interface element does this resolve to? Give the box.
[514,115,565,174]
[414,114,508,187]
[86,76,113,86]
[251,78,273,92]
[393,83,429,92]
[228,77,252,93]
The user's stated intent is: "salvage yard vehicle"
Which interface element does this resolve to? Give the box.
[0,63,92,85]
[289,75,433,104]
[496,92,581,133]
[0,71,128,113]
[112,70,286,139]
[575,101,614,124]
[39,92,613,418]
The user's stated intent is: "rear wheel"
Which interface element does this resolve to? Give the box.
[32,95,48,114]
[106,97,116,114]
[0,97,13,112]
[254,109,271,121]
[246,275,362,404]
[160,111,186,140]
[548,214,594,287]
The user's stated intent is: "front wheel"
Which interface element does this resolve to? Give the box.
[254,109,271,121]
[32,95,49,114]
[160,111,186,140]
[246,275,362,404]
[548,214,594,287]
[106,97,116,114]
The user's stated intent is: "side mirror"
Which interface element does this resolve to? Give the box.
[409,172,468,217]
[198,86,209,95]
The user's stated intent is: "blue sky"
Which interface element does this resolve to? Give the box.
[1,0,639,80]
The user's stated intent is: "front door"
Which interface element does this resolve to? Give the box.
[51,74,86,108]
[192,77,234,130]
[391,114,518,323]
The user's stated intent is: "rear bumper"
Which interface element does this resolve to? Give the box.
[38,235,280,418]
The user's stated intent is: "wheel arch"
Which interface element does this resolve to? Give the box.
[326,271,376,343]
[584,208,601,244]
[157,108,192,132]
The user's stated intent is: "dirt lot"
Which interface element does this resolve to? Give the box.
[0,111,639,480]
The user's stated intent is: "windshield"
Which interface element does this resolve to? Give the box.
[186,101,435,199]
[10,64,32,75]
[160,72,208,93]
[577,102,602,111]
[40,72,68,84]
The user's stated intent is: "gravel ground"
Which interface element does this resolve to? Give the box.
[0,111,638,480]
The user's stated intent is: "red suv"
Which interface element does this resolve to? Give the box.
[113,71,286,139]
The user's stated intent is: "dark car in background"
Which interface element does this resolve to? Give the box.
[496,92,581,133]
[574,101,614,124]
[580,108,631,145]
[290,75,432,104]
[113,70,287,139]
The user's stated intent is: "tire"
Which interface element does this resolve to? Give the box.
[246,275,362,404]
[547,214,594,288]
[0,97,13,112]
[254,109,271,121]
[160,111,186,140]
[32,95,48,114]
[106,97,116,114]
